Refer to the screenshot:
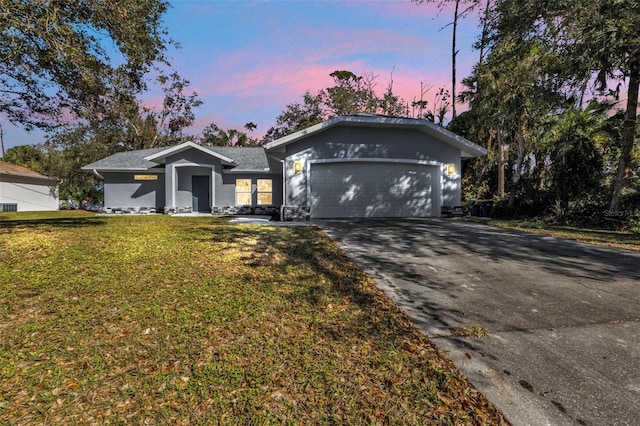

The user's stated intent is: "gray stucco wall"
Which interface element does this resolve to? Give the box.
[103,172,165,209]
[174,166,214,208]
[163,150,282,209]
[165,151,220,209]
[279,125,462,209]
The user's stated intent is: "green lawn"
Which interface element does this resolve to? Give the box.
[483,219,640,251]
[0,212,505,425]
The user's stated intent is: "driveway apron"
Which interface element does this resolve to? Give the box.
[318,219,640,426]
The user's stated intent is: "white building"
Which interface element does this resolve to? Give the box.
[0,161,59,212]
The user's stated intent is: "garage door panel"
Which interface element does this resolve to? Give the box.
[310,162,438,218]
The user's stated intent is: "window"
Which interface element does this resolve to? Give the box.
[257,179,272,205]
[235,179,252,205]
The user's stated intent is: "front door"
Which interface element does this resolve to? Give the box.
[192,175,210,212]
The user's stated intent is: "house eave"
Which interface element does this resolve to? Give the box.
[264,115,487,158]
[0,170,60,183]
[80,167,166,173]
[222,168,275,174]
[144,141,237,166]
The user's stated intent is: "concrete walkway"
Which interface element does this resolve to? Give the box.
[318,219,640,426]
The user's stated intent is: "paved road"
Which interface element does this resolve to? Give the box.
[318,219,640,426]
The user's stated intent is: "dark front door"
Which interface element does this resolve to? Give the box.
[192,175,210,212]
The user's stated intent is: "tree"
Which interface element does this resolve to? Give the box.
[41,124,116,204]
[263,91,326,142]
[264,70,418,141]
[379,69,410,117]
[431,88,451,126]
[1,144,46,172]
[201,122,260,147]
[541,101,608,217]
[38,70,201,206]
[563,1,640,211]
[484,0,640,211]
[413,0,482,119]
[325,70,370,116]
[477,0,495,64]
[461,36,565,207]
[124,71,202,149]
[411,82,432,120]
[0,0,170,130]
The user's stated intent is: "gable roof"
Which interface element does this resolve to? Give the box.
[0,160,59,181]
[82,148,167,171]
[207,146,270,171]
[82,143,272,172]
[144,141,236,166]
[264,114,487,158]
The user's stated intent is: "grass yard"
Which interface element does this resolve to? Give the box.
[1,212,505,425]
[484,219,640,251]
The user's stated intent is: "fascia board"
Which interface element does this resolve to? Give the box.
[221,168,275,174]
[265,115,487,158]
[0,171,60,182]
[144,142,236,165]
[80,166,166,173]
[264,118,342,150]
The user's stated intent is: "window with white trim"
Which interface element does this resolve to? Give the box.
[257,179,272,205]
[235,179,252,205]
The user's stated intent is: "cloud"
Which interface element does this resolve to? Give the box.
[134,0,481,141]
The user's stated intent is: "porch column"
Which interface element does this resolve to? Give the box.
[210,166,215,210]
[168,163,176,208]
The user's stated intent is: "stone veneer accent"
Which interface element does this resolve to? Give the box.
[102,205,297,219]
[211,205,280,216]
[104,206,160,214]
[163,206,193,214]
[282,206,311,221]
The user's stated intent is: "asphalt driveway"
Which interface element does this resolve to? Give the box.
[318,219,640,426]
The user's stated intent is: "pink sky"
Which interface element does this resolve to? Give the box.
[1,0,484,150]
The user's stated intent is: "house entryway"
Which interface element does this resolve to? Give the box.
[192,175,210,212]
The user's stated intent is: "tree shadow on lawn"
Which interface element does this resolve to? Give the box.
[0,216,107,231]
[200,224,376,304]
[170,222,508,424]
[195,223,427,341]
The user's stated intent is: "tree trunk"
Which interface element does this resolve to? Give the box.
[0,124,5,157]
[478,0,492,64]
[508,114,527,209]
[451,0,460,119]
[498,130,505,197]
[475,128,493,197]
[610,59,639,212]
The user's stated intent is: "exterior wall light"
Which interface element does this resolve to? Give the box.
[446,163,457,176]
[293,161,303,174]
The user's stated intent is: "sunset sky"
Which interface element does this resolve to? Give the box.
[2,0,483,150]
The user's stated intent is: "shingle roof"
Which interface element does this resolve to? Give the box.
[82,145,271,172]
[82,148,166,170]
[0,160,58,180]
[208,147,270,170]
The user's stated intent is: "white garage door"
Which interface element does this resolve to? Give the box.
[309,162,440,218]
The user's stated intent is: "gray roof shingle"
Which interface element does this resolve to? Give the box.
[82,145,270,172]
[208,147,270,170]
[83,148,166,170]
